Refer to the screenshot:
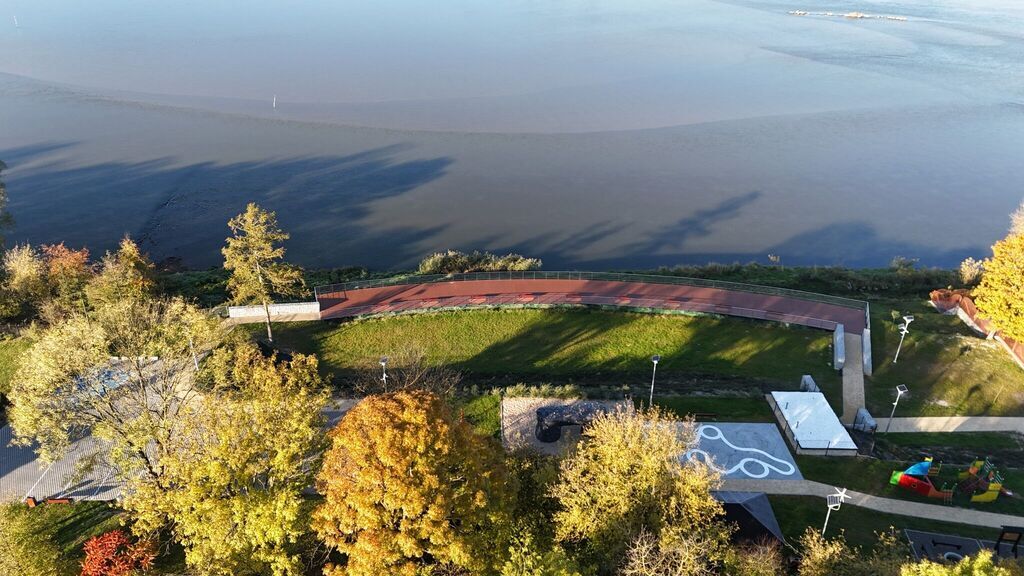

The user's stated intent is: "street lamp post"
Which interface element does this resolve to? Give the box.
[649,355,660,407]
[884,384,909,434]
[822,488,849,537]
[892,315,915,364]
[380,356,389,389]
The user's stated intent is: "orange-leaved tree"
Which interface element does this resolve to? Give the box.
[80,529,155,576]
[313,390,513,576]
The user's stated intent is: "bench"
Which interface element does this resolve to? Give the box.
[693,412,719,421]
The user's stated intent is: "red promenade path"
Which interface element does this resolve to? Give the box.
[316,273,867,333]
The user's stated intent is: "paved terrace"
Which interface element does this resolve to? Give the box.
[316,272,868,333]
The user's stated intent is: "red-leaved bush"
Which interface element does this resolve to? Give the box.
[80,529,156,576]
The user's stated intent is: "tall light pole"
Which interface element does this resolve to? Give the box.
[822,487,849,536]
[649,355,661,407]
[884,384,909,434]
[892,315,915,364]
[380,356,389,390]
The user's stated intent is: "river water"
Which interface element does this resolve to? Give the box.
[1,0,1022,269]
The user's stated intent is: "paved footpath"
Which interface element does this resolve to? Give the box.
[841,333,865,424]
[722,479,1024,528]
[876,417,1024,434]
[318,278,868,332]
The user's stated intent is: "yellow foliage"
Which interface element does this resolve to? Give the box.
[975,233,1024,343]
[900,552,1010,576]
[550,408,727,572]
[313,391,512,576]
[125,342,329,576]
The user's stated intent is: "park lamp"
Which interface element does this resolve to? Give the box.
[892,315,915,364]
[822,487,849,536]
[649,355,661,407]
[884,385,909,434]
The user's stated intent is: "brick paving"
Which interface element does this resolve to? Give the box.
[318,279,867,332]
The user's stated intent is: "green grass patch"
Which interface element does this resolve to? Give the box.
[880,432,1021,451]
[270,309,839,392]
[796,456,1024,516]
[37,501,123,559]
[866,299,1024,417]
[770,495,1000,550]
[652,396,775,422]
[453,394,502,438]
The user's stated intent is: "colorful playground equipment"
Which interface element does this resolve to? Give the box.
[957,458,1005,503]
[891,457,1010,504]
[890,458,954,503]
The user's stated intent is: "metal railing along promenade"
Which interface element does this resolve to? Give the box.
[314,271,869,311]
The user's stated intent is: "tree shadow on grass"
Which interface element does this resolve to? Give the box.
[48,501,120,554]
[457,309,639,376]
[459,309,836,394]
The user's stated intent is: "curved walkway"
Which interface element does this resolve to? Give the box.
[722,479,1024,528]
[317,278,867,332]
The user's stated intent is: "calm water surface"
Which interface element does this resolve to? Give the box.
[0,0,1022,268]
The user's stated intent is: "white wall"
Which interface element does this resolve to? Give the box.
[227,302,320,319]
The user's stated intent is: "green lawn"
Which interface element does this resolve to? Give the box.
[269,309,839,394]
[770,495,1001,550]
[880,432,1021,451]
[38,501,122,560]
[796,456,1024,516]
[452,394,502,438]
[652,396,775,422]
[866,299,1024,416]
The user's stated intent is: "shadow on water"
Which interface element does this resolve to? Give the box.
[1,143,984,269]
[1,143,453,268]
[485,189,979,270]
[622,190,762,254]
[565,221,983,270]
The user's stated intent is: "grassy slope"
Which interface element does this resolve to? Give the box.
[770,495,1000,550]
[866,299,1024,417]
[270,308,839,390]
[796,456,1024,516]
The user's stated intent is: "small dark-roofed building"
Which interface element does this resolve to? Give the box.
[714,491,786,544]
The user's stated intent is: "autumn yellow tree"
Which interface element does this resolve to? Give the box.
[8,296,218,471]
[975,232,1024,343]
[550,408,728,573]
[900,552,1010,576]
[313,391,513,576]
[0,244,47,319]
[222,203,304,342]
[125,341,329,576]
[85,236,156,307]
